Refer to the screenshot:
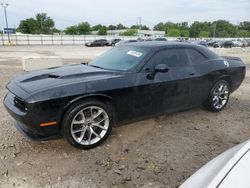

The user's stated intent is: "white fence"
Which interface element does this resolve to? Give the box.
[0,34,139,46]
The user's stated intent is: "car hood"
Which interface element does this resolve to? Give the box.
[7,64,122,99]
[180,139,250,188]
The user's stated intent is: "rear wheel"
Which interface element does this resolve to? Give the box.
[62,100,112,149]
[204,80,230,112]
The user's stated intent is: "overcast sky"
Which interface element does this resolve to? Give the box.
[1,0,250,30]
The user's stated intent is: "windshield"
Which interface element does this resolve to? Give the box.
[89,46,149,71]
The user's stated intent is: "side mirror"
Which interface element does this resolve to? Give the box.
[155,64,169,73]
[147,64,169,80]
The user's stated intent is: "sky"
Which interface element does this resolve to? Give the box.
[0,0,250,30]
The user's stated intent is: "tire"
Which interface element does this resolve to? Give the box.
[204,80,230,112]
[62,99,113,149]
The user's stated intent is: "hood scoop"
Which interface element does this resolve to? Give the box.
[20,74,60,83]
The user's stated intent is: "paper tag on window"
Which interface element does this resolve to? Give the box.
[127,50,143,58]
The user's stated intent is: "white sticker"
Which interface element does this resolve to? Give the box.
[224,60,229,67]
[127,50,143,58]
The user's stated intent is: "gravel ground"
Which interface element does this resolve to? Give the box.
[0,46,249,188]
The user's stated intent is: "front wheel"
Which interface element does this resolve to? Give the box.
[62,100,113,149]
[204,80,230,112]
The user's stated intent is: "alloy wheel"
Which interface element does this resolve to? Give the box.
[70,106,109,146]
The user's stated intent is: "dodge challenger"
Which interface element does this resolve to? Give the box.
[3,42,246,149]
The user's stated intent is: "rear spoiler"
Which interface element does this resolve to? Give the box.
[221,56,242,61]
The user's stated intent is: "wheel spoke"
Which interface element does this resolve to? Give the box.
[77,126,88,143]
[90,127,101,138]
[88,128,93,144]
[92,109,103,120]
[92,123,107,130]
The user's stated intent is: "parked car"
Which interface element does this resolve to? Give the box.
[206,40,217,47]
[213,40,234,48]
[115,39,138,46]
[4,42,246,149]
[232,40,244,47]
[180,139,250,188]
[85,39,108,47]
[191,40,208,47]
[107,39,122,46]
[154,38,167,41]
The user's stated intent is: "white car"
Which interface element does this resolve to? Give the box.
[180,139,250,188]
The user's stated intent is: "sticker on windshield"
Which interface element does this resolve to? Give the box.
[127,50,143,58]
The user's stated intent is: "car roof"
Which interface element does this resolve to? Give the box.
[122,41,220,59]
[123,41,198,49]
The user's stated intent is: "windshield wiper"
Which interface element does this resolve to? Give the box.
[87,64,105,69]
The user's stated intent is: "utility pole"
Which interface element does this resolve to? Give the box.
[1,3,10,43]
[138,17,142,30]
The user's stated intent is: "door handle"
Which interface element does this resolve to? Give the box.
[189,72,195,76]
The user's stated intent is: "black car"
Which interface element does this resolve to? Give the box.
[213,40,234,48]
[154,38,167,41]
[107,39,122,46]
[4,42,246,149]
[85,39,108,47]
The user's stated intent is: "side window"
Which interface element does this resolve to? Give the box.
[149,48,189,68]
[186,49,207,66]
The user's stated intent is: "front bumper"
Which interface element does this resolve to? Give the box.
[15,121,60,141]
[4,92,61,141]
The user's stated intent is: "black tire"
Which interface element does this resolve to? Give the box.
[62,99,113,149]
[204,80,230,112]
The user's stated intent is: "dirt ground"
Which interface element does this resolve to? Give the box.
[0,45,249,188]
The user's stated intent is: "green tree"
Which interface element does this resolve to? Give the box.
[120,29,137,36]
[18,13,55,34]
[36,13,54,34]
[98,26,107,35]
[198,31,210,38]
[189,21,211,38]
[18,18,38,34]
[237,30,249,37]
[108,25,117,30]
[180,30,189,37]
[92,24,103,31]
[131,25,150,30]
[168,28,180,37]
[213,20,236,37]
[116,24,127,30]
[64,25,78,35]
[153,22,165,31]
[239,21,250,32]
[77,22,91,35]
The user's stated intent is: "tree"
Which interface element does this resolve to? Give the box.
[36,13,54,34]
[198,31,210,38]
[92,24,103,31]
[153,22,165,31]
[116,24,127,30]
[77,22,91,35]
[189,21,211,38]
[18,13,55,34]
[131,25,150,30]
[108,25,117,30]
[98,26,107,35]
[180,30,189,37]
[213,20,236,37]
[64,25,78,35]
[237,30,249,37]
[18,18,38,34]
[120,29,137,36]
[239,21,250,32]
[168,29,180,37]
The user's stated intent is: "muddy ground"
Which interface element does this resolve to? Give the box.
[0,46,249,188]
